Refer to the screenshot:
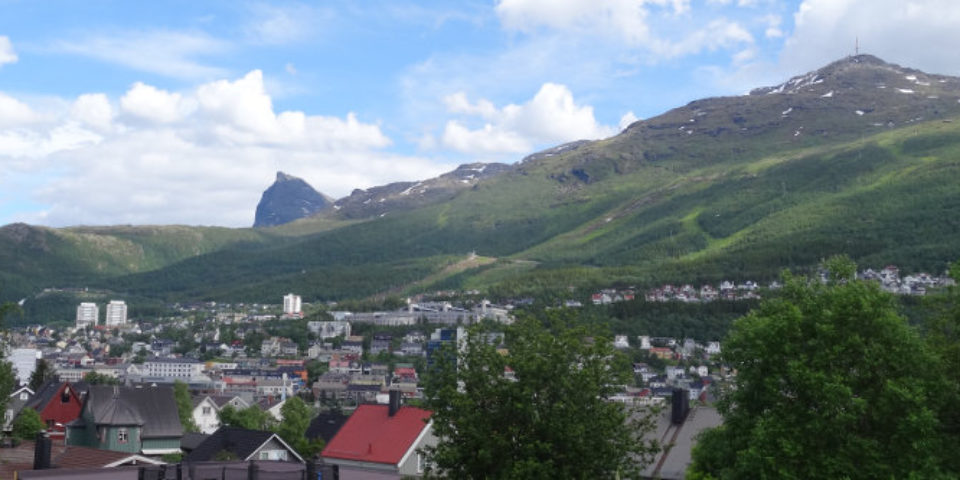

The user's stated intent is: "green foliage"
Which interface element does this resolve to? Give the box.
[421,311,659,479]
[173,380,199,433]
[689,267,948,479]
[29,359,55,392]
[12,408,45,441]
[218,404,276,431]
[161,453,183,463]
[275,397,321,459]
[83,371,120,385]
[3,111,960,312]
[0,360,12,421]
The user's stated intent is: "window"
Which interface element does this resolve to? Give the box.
[202,406,212,415]
[118,428,128,443]
[20,391,28,400]
[259,451,270,460]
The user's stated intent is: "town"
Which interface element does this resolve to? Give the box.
[0,264,952,479]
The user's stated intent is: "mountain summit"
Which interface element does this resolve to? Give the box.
[253,172,332,227]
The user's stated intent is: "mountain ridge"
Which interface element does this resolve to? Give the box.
[3,54,960,321]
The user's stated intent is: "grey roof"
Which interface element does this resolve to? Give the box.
[183,427,300,463]
[82,385,183,439]
[23,380,88,412]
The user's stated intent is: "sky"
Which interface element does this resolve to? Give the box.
[1,0,959,227]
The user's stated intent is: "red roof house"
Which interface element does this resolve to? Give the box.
[321,395,433,477]
[23,381,86,438]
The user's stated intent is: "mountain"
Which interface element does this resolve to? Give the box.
[327,162,514,220]
[253,172,333,227]
[3,55,960,323]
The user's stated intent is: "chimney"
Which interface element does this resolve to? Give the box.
[671,388,689,425]
[33,431,52,470]
[388,390,401,417]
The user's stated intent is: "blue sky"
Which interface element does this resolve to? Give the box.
[1,0,958,227]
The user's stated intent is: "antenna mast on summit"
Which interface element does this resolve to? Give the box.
[855,36,859,55]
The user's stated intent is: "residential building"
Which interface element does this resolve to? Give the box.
[104,300,127,327]
[22,380,87,438]
[322,392,435,477]
[282,293,303,319]
[4,386,34,433]
[307,321,351,339]
[306,411,348,446]
[192,396,221,434]
[76,303,99,329]
[66,385,183,456]
[139,357,204,380]
[10,348,40,386]
[183,427,304,463]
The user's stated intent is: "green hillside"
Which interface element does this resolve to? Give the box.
[3,55,960,319]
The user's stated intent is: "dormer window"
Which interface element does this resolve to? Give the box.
[61,387,71,403]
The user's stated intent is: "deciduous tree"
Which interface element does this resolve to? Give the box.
[12,408,45,441]
[690,258,948,479]
[422,311,659,479]
[174,380,199,433]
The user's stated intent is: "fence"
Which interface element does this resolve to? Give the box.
[16,460,340,480]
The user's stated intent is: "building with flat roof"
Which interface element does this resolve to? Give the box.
[76,303,98,329]
[104,300,127,327]
[283,293,302,318]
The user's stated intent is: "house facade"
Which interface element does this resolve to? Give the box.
[322,395,435,477]
[66,385,182,455]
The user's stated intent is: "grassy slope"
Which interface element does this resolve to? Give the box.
[89,117,960,304]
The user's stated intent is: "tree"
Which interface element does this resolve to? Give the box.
[275,396,322,458]
[83,371,120,385]
[0,301,20,416]
[921,259,960,472]
[218,404,275,431]
[421,311,659,479]
[173,380,199,433]
[12,408,45,441]
[29,359,55,391]
[689,260,948,479]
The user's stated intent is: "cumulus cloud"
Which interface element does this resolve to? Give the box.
[781,0,960,76]
[70,94,114,132]
[0,93,42,128]
[120,83,196,124]
[495,0,753,60]
[0,36,16,66]
[435,83,620,154]
[0,71,443,227]
[619,111,640,130]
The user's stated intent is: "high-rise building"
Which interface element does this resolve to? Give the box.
[76,302,99,329]
[105,300,128,326]
[283,293,302,318]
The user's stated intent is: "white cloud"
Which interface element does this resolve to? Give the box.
[762,14,783,38]
[0,36,16,67]
[619,111,639,130]
[495,0,753,60]
[0,93,42,128]
[0,71,441,227]
[781,0,960,76]
[52,30,228,80]
[436,83,619,154]
[244,3,328,45]
[120,83,195,124]
[70,94,114,131]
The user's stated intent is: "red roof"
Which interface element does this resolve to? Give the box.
[322,405,432,465]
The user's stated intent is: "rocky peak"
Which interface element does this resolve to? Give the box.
[253,172,332,228]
